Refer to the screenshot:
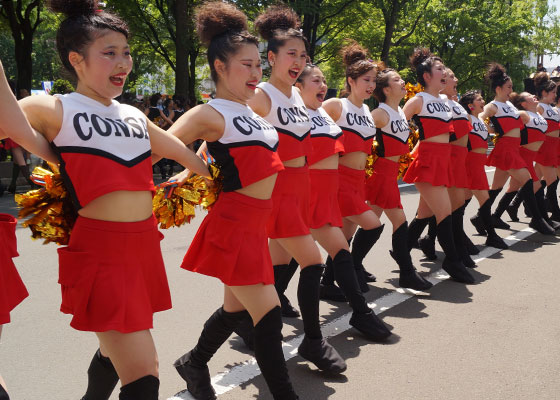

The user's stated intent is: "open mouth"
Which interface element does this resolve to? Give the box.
[365,89,373,95]
[316,92,325,102]
[246,81,258,91]
[441,78,447,85]
[109,74,126,87]
[288,69,299,79]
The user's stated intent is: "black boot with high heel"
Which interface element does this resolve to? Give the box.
[436,215,475,284]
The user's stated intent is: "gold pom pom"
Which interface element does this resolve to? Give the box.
[15,164,76,245]
[365,140,379,179]
[404,82,423,103]
[153,164,223,229]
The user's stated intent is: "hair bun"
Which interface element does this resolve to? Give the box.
[486,62,508,84]
[341,40,368,67]
[410,47,433,70]
[255,5,300,42]
[196,1,248,47]
[48,0,97,17]
[534,71,550,88]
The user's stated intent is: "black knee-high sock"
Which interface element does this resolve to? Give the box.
[0,384,9,400]
[321,256,335,286]
[297,264,324,339]
[81,349,119,400]
[119,375,159,400]
[546,178,560,220]
[479,199,500,238]
[274,262,298,297]
[426,216,437,241]
[351,225,384,269]
[331,249,370,314]
[452,204,475,267]
[254,307,298,400]
[488,188,502,208]
[519,179,555,234]
[493,191,516,218]
[391,222,414,273]
[407,217,431,249]
[436,215,460,261]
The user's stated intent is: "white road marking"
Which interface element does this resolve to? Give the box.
[167,227,536,400]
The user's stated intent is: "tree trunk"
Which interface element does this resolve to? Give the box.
[380,1,400,64]
[174,0,189,98]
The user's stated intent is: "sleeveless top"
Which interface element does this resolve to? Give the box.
[335,98,375,154]
[206,99,283,192]
[468,115,489,151]
[489,100,524,137]
[412,92,453,140]
[375,103,410,158]
[308,107,344,165]
[449,99,472,142]
[52,92,154,210]
[257,82,312,162]
[538,102,560,133]
[521,110,547,145]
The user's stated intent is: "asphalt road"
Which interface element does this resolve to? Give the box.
[1,172,559,400]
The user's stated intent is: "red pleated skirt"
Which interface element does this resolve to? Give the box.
[58,215,171,333]
[448,145,469,188]
[365,157,402,209]
[267,166,311,239]
[535,135,558,167]
[518,147,539,182]
[309,169,343,229]
[403,141,451,187]
[0,214,28,324]
[465,152,490,191]
[338,164,370,217]
[183,191,275,286]
[486,136,527,171]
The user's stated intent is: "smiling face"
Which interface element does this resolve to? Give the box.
[382,71,406,102]
[215,43,262,103]
[71,30,133,104]
[471,93,485,115]
[520,92,539,111]
[496,78,513,99]
[268,38,307,86]
[348,68,377,101]
[297,66,327,110]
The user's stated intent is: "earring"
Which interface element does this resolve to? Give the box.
[270,61,275,67]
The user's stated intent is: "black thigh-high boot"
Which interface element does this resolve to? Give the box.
[0,384,9,400]
[536,181,560,230]
[436,215,475,284]
[351,225,384,293]
[390,222,433,290]
[506,189,523,222]
[297,264,346,373]
[478,199,509,249]
[546,178,560,222]
[7,163,19,194]
[319,255,346,302]
[471,188,501,235]
[233,311,255,351]
[331,249,392,341]
[174,307,249,399]
[81,349,119,400]
[119,375,159,400]
[407,216,431,249]
[460,198,480,255]
[254,306,299,400]
[492,191,516,229]
[273,261,300,318]
[418,216,437,260]
[452,205,476,268]
[519,179,555,235]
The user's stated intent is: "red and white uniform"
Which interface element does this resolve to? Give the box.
[486,100,527,171]
[519,110,547,181]
[0,214,28,325]
[536,103,560,167]
[335,99,375,217]
[308,107,344,228]
[403,93,453,187]
[182,99,284,285]
[53,92,170,333]
[366,103,409,209]
[466,116,490,190]
[257,82,313,239]
[448,100,472,188]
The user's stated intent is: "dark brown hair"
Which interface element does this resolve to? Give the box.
[296,63,318,85]
[509,92,528,110]
[485,63,511,92]
[373,68,397,103]
[458,90,480,115]
[410,47,443,87]
[48,0,129,79]
[196,1,258,83]
[533,72,556,100]
[255,5,308,54]
[341,40,382,94]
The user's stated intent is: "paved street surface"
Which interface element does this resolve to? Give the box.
[1,171,559,400]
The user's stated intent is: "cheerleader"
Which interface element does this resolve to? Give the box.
[322,41,385,293]
[479,63,554,235]
[401,48,474,284]
[500,92,559,230]
[294,63,391,339]
[458,91,509,249]
[168,4,302,398]
[19,1,211,398]
[0,59,59,400]
[533,73,560,222]
[247,5,347,373]
[365,68,433,290]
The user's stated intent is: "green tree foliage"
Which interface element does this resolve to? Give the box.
[50,78,74,95]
